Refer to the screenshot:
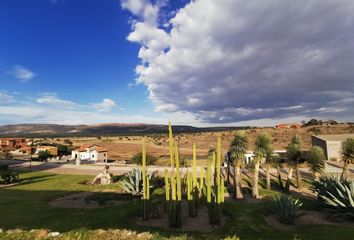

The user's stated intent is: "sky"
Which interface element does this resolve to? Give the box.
[0,0,353,127]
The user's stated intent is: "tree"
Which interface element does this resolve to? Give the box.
[229,131,247,199]
[264,146,275,190]
[131,152,157,165]
[307,146,325,180]
[271,154,285,190]
[253,133,271,198]
[37,150,52,161]
[285,135,302,192]
[341,138,354,179]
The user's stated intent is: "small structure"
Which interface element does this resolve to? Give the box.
[92,165,112,185]
[244,150,286,164]
[275,123,302,129]
[311,134,354,161]
[0,138,27,151]
[71,144,108,163]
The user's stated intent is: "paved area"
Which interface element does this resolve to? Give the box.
[1,159,352,177]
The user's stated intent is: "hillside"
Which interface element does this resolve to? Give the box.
[0,123,249,137]
[26,123,354,161]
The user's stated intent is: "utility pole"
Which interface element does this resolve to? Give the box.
[29,138,33,172]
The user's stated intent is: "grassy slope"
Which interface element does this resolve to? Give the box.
[0,171,353,240]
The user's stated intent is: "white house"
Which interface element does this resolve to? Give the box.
[71,144,108,163]
[244,150,286,164]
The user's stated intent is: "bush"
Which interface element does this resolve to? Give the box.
[0,165,19,184]
[312,176,354,219]
[271,195,302,224]
[131,152,157,165]
[37,150,52,161]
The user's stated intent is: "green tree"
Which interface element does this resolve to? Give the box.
[341,138,354,179]
[285,135,302,192]
[253,133,271,198]
[263,146,275,190]
[131,152,157,165]
[307,146,325,180]
[229,131,248,199]
[37,150,52,161]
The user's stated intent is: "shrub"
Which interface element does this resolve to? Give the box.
[0,165,19,184]
[131,152,157,165]
[312,176,354,219]
[37,150,52,161]
[271,195,302,224]
[118,169,154,196]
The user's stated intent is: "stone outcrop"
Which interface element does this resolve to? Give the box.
[92,165,112,185]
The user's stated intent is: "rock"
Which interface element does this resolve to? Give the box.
[48,232,60,237]
[0,229,3,233]
[92,165,113,185]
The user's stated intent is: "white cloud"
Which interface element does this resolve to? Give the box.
[92,98,117,112]
[0,93,15,104]
[122,0,354,123]
[36,94,78,109]
[0,104,199,126]
[11,65,36,82]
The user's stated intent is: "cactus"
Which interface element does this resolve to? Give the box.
[187,171,197,217]
[168,121,174,167]
[141,137,150,220]
[206,137,224,225]
[165,123,182,228]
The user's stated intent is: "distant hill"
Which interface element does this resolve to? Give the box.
[0,123,251,137]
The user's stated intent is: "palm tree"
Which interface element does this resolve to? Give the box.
[341,138,354,179]
[229,131,247,199]
[264,146,274,190]
[253,133,271,198]
[285,135,302,193]
[307,146,325,180]
[271,153,285,190]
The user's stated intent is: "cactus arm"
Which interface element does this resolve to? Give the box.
[193,143,197,188]
[175,142,182,201]
[142,137,147,199]
[146,176,150,200]
[187,171,192,200]
[165,169,170,201]
[207,157,212,203]
[169,121,174,167]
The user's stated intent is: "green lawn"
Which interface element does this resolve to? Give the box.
[0,171,353,240]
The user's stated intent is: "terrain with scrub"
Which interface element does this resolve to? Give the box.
[1,170,353,240]
[39,123,354,161]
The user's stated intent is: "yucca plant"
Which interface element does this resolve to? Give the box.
[118,168,144,195]
[312,176,354,219]
[271,195,302,225]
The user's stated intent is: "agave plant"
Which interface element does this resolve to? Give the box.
[312,175,354,219]
[118,169,152,196]
[271,195,302,225]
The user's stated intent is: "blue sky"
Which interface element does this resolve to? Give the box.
[0,0,353,126]
[0,0,152,115]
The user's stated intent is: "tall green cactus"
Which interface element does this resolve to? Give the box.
[141,137,150,220]
[206,137,223,225]
[187,171,197,217]
[168,121,174,167]
[165,122,182,228]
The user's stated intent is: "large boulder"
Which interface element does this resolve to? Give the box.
[92,165,113,185]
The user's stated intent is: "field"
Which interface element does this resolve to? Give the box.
[1,171,354,240]
[38,123,354,161]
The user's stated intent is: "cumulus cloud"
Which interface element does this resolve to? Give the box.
[11,65,36,82]
[91,98,117,112]
[122,0,354,123]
